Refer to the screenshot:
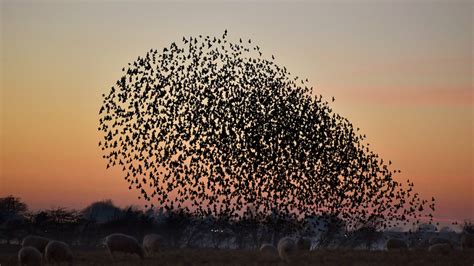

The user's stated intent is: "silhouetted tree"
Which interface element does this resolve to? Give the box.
[0,195,29,243]
[33,207,82,244]
[0,195,28,223]
[82,199,123,224]
[99,31,435,232]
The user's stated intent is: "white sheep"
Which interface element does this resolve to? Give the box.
[142,234,165,255]
[259,243,278,260]
[105,233,144,259]
[22,235,50,254]
[428,237,450,246]
[385,238,408,250]
[296,238,311,251]
[18,246,43,266]
[461,232,474,250]
[277,237,296,262]
[45,240,73,265]
[429,243,453,254]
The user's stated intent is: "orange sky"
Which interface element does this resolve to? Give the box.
[1,1,472,224]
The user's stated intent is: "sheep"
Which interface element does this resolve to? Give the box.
[22,235,50,254]
[105,233,144,260]
[461,232,474,250]
[44,240,73,265]
[385,238,408,250]
[18,246,43,266]
[296,238,311,251]
[429,243,453,254]
[259,243,278,256]
[428,237,450,246]
[142,234,165,255]
[277,237,296,262]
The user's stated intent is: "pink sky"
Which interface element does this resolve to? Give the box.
[1,1,472,225]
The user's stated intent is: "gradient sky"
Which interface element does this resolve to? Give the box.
[1,1,472,225]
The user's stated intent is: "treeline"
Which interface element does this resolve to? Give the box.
[0,195,299,249]
[0,195,469,250]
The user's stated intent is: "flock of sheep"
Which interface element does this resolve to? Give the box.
[18,233,169,265]
[18,232,474,265]
[19,235,72,266]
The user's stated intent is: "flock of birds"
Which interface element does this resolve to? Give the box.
[98,30,435,231]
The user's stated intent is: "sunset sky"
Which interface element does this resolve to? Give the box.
[1,1,472,226]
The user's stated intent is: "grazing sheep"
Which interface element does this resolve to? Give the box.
[22,235,50,254]
[45,241,73,265]
[428,237,450,246]
[461,232,474,250]
[105,233,144,259]
[385,238,408,250]
[18,246,43,266]
[277,237,296,262]
[429,243,453,254]
[296,238,311,251]
[260,243,278,256]
[143,234,165,255]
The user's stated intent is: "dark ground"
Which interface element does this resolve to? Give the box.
[1,244,473,266]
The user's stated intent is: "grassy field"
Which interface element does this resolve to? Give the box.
[1,244,473,266]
